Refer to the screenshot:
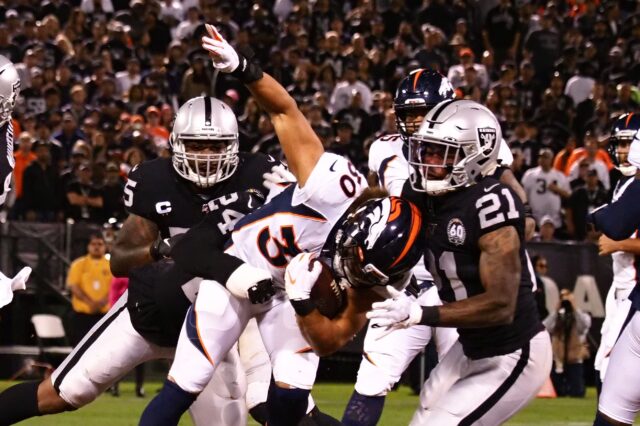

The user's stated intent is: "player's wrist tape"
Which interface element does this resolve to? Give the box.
[523,203,533,218]
[290,299,316,317]
[230,47,263,84]
[419,306,440,326]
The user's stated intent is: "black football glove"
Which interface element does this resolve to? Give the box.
[247,279,276,304]
[149,234,185,261]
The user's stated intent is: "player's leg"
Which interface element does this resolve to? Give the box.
[256,299,320,426]
[343,322,434,426]
[0,292,172,424]
[596,287,633,385]
[411,330,552,425]
[596,309,640,426]
[189,343,247,426]
[140,280,250,426]
[238,317,272,424]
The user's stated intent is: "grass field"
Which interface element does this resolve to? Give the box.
[0,380,606,425]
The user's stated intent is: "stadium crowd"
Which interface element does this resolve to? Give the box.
[1,0,639,244]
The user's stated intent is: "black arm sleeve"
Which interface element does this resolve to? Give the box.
[591,179,640,240]
[169,215,245,284]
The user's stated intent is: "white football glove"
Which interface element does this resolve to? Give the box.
[263,164,296,193]
[201,24,240,73]
[0,267,31,309]
[366,285,423,329]
[285,253,320,302]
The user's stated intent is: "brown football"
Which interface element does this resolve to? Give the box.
[310,259,346,319]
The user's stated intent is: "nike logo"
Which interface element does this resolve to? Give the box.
[329,160,338,172]
[371,323,383,328]
[287,270,297,285]
[484,183,500,192]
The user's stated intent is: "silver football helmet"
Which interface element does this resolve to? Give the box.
[170,96,239,187]
[408,100,502,195]
[0,55,20,126]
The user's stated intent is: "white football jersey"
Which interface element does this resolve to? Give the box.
[521,166,570,228]
[611,176,638,290]
[368,133,409,197]
[227,153,366,286]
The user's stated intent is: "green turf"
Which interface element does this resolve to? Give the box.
[0,381,608,425]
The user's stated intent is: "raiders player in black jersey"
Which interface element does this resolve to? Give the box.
[367,100,552,425]
[0,54,31,310]
[0,96,283,426]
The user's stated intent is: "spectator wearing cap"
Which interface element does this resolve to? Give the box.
[145,106,170,150]
[0,24,19,63]
[307,104,333,146]
[514,60,542,118]
[567,167,608,240]
[601,46,628,84]
[66,160,104,223]
[549,73,574,114]
[382,37,411,92]
[415,28,447,73]
[565,132,612,190]
[524,11,561,86]
[116,58,142,95]
[447,47,489,91]
[179,52,212,104]
[522,148,571,231]
[102,162,126,221]
[330,63,372,114]
[333,90,373,143]
[317,31,345,78]
[325,120,362,166]
[483,0,521,67]
[175,6,202,41]
[537,215,557,242]
[222,89,241,115]
[64,85,89,124]
[52,113,87,157]
[553,134,578,176]
[611,83,640,113]
[21,68,46,116]
[21,141,62,222]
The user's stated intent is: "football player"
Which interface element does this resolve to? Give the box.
[590,132,640,426]
[594,113,640,391]
[366,100,552,425]
[138,25,424,426]
[0,54,30,309]
[0,96,282,425]
[342,69,535,426]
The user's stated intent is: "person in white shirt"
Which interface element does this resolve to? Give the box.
[115,58,141,96]
[564,63,595,106]
[329,64,372,114]
[521,148,571,228]
[447,47,489,91]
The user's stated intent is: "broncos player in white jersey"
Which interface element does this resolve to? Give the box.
[594,113,640,389]
[139,25,425,426]
[0,55,30,309]
[0,96,289,426]
[590,133,640,426]
[367,100,552,425]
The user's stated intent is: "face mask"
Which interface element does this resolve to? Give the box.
[629,134,640,169]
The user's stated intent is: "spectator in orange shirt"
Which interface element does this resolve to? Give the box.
[553,134,577,173]
[564,131,614,175]
[144,106,169,150]
[13,132,36,198]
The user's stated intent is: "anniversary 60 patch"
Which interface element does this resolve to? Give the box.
[447,218,466,245]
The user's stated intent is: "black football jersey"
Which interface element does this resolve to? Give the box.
[0,122,14,206]
[414,177,543,359]
[124,152,277,345]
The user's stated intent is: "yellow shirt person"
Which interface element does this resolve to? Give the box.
[67,236,112,315]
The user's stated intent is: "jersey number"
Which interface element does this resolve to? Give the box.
[340,161,363,198]
[257,225,302,267]
[123,179,137,207]
[535,178,547,194]
[476,188,519,229]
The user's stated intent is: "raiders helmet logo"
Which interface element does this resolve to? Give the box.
[477,127,497,153]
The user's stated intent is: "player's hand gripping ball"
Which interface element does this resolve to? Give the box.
[309,258,346,319]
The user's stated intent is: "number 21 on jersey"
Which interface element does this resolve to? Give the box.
[476,188,519,229]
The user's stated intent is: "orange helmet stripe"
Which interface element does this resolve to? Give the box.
[412,69,425,91]
[390,201,422,268]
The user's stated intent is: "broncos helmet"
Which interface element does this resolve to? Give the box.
[608,113,640,176]
[0,55,20,126]
[331,196,425,290]
[394,68,455,138]
[170,96,239,187]
[409,99,502,195]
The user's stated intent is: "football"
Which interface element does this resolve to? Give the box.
[310,259,347,319]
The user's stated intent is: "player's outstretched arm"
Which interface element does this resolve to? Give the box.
[110,214,158,277]
[201,24,323,187]
[590,178,640,240]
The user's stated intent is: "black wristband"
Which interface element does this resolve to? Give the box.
[523,202,533,218]
[420,306,440,326]
[230,47,263,84]
[290,299,317,317]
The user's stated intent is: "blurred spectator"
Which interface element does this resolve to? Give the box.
[564,62,595,106]
[553,134,577,175]
[447,47,488,90]
[116,58,142,95]
[66,234,112,345]
[65,161,104,223]
[12,132,37,200]
[524,11,561,85]
[509,120,539,171]
[537,215,557,242]
[333,91,373,143]
[544,289,591,397]
[565,132,612,190]
[533,255,559,322]
[21,141,62,221]
[482,0,520,67]
[566,168,608,241]
[330,63,373,114]
[180,53,213,103]
[522,148,571,230]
